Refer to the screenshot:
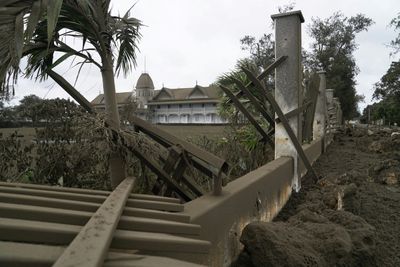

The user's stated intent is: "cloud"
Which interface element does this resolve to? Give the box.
[11,0,400,113]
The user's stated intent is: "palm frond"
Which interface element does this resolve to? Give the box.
[113,11,142,76]
[0,0,142,99]
[46,0,64,45]
[0,0,61,98]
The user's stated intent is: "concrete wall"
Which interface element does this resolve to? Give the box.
[299,138,323,176]
[183,138,323,267]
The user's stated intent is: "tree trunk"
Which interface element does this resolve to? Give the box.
[101,58,126,188]
[46,69,94,113]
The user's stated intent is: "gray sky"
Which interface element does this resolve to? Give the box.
[10,0,400,111]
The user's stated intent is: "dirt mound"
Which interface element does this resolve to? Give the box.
[369,159,400,185]
[231,128,400,267]
[232,209,375,267]
[366,129,400,153]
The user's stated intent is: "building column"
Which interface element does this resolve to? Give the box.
[271,10,304,192]
[313,71,326,151]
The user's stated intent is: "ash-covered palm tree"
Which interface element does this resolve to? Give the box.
[0,0,142,187]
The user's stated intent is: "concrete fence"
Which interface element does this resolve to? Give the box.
[183,10,343,267]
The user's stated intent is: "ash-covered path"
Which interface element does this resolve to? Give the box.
[232,127,400,267]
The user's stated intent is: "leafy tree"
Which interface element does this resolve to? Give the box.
[39,98,80,123]
[219,11,373,125]
[0,1,142,187]
[16,95,43,126]
[240,34,275,71]
[373,61,400,100]
[361,99,400,126]
[217,31,276,121]
[0,131,34,182]
[305,12,373,119]
[120,97,138,126]
[388,12,400,55]
[277,2,296,14]
[0,105,17,127]
[368,14,400,126]
[216,55,276,152]
[372,62,400,126]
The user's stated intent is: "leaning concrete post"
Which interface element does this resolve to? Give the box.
[271,11,304,192]
[314,71,326,151]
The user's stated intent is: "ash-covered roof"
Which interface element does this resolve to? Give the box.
[91,92,133,106]
[136,73,155,90]
[150,85,221,103]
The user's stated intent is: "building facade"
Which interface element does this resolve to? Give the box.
[91,73,227,124]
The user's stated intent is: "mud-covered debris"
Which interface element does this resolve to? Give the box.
[342,183,361,214]
[369,159,400,185]
[368,141,384,153]
[233,127,400,267]
[391,132,400,138]
[232,209,375,267]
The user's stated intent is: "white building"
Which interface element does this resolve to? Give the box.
[91,73,227,124]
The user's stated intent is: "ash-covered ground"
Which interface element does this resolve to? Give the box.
[232,126,400,267]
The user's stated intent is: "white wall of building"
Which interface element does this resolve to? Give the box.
[150,103,226,124]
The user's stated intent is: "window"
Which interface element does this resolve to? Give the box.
[194,114,204,122]
[202,104,205,107]
[213,103,216,107]
[179,104,182,108]
[167,104,170,108]
[158,115,166,123]
[157,105,160,109]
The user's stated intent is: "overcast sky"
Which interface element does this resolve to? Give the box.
[9,0,400,111]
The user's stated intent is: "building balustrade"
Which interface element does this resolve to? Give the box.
[152,107,217,115]
[147,104,223,124]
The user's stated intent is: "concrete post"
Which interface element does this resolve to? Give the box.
[337,102,342,126]
[332,97,339,132]
[271,10,304,192]
[326,89,334,105]
[314,71,326,152]
[334,98,342,126]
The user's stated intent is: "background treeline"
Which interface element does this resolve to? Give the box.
[360,14,400,126]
